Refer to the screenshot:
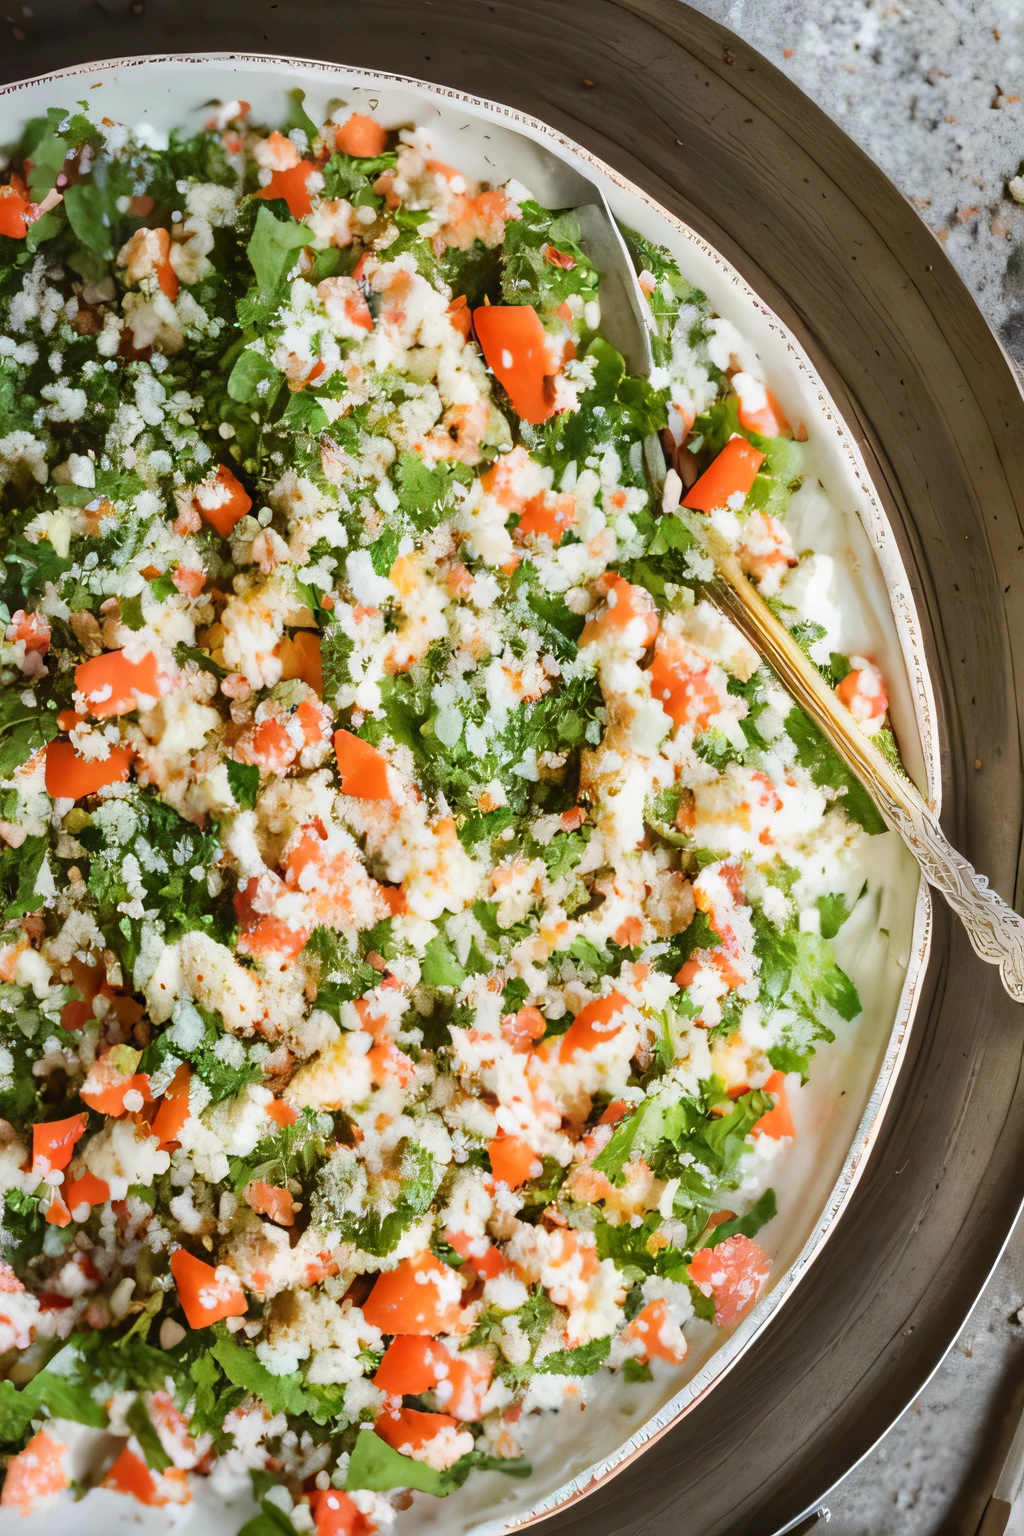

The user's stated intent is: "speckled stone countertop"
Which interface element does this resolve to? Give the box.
[687,1,1024,1531]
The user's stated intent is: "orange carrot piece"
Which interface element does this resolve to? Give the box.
[374,1405,460,1455]
[0,1430,68,1514]
[488,1134,540,1189]
[447,294,472,338]
[31,1114,86,1175]
[64,1169,111,1217]
[472,304,556,424]
[336,114,387,158]
[245,1180,295,1227]
[310,1489,370,1536]
[362,1251,462,1336]
[170,1249,247,1329]
[579,574,659,650]
[266,1098,298,1129]
[333,729,392,800]
[517,491,577,544]
[0,186,31,240]
[558,991,631,1061]
[752,1070,795,1139]
[102,1446,166,1506]
[682,436,765,514]
[278,630,323,695]
[373,1334,448,1396]
[192,464,253,538]
[256,160,318,219]
[151,1063,192,1148]
[75,649,163,718]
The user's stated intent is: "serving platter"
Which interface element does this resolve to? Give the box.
[1,5,1023,1534]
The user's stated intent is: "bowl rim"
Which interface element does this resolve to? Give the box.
[0,49,938,1533]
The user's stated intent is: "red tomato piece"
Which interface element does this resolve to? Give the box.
[361,1251,462,1336]
[373,1334,448,1396]
[687,1233,772,1327]
[473,304,556,424]
[170,1249,247,1329]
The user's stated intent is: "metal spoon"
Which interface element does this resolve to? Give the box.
[573,193,1024,1003]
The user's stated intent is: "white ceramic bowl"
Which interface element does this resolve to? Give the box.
[0,54,936,1536]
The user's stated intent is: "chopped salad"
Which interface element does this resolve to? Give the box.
[0,92,896,1530]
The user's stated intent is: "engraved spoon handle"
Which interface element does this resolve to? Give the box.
[697,524,1024,1004]
[869,787,1024,1002]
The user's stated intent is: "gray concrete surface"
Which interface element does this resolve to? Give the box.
[685,1,1024,1530]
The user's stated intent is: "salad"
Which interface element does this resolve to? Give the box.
[0,91,896,1531]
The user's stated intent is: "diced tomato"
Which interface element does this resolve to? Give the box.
[31,1114,86,1176]
[733,375,790,439]
[336,114,388,159]
[362,1251,462,1336]
[488,1134,540,1189]
[579,574,659,651]
[266,1098,298,1129]
[435,1348,492,1420]
[170,1249,247,1329]
[374,1405,460,1456]
[64,1169,111,1218]
[687,1233,772,1327]
[37,730,87,795]
[245,1180,295,1226]
[278,630,323,695]
[373,1334,448,1396]
[473,304,556,424]
[192,464,253,538]
[682,436,765,514]
[172,565,206,597]
[334,729,393,800]
[151,1063,192,1148]
[310,1488,371,1536]
[558,991,631,1061]
[0,185,32,241]
[0,1430,68,1514]
[752,1070,795,1140]
[75,649,164,718]
[256,160,318,219]
[517,491,577,545]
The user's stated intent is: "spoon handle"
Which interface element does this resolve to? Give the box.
[874,790,1024,1002]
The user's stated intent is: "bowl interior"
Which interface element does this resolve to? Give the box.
[0,53,934,1536]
